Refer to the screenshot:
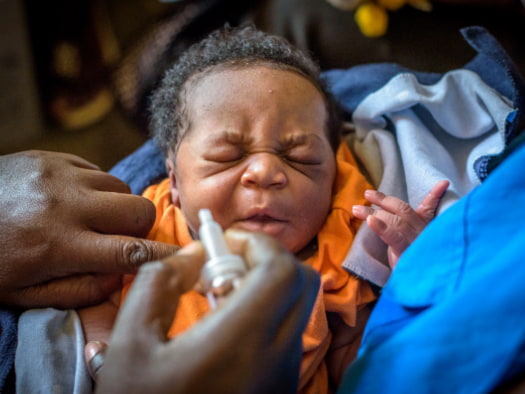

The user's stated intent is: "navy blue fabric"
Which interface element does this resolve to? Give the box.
[109,139,166,195]
[0,310,18,391]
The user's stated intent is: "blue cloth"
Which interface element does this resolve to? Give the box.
[338,139,525,393]
[109,138,167,195]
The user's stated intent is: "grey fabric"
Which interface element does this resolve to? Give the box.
[16,308,92,394]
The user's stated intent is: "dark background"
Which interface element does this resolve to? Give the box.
[1,0,524,171]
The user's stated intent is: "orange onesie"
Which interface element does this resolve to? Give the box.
[122,142,376,394]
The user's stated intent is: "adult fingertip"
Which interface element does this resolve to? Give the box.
[139,243,205,295]
[122,239,180,269]
[222,228,251,245]
[176,241,204,257]
[148,241,181,261]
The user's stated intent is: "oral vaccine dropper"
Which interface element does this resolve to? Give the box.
[198,209,247,308]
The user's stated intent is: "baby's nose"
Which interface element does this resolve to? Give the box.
[240,153,287,189]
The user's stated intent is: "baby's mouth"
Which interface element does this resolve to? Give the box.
[247,214,279,223]
[235,214,287,236]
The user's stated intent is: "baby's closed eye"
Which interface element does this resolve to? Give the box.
[204,145,245,163]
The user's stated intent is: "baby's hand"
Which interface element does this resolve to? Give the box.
[352,180,449,269]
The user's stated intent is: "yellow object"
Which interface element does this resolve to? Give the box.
[354,0,432,37]
[51,88,114,131]
[354,2,388,38]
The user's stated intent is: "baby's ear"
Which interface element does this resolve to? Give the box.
[165,157,181,207]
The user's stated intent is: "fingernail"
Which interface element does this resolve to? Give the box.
[364,189,374,198]
[85,341,106,360]
[85,341,107,379]
[352,205,363,214]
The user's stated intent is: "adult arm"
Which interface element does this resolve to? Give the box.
[90,230,320,394]
[0,150,178,309]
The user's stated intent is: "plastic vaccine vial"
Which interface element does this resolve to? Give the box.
[198,209,247,308]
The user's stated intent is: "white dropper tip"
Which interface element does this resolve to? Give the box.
[198,208,247,308]
[198,209,229,258]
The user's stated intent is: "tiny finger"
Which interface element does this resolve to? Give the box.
[364,190,415,219]
[367,215,410,258]
[364,190,428,235]
[415,180,450,222]
[352,205,375,221]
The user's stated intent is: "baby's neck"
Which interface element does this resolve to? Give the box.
[295,238,318,262]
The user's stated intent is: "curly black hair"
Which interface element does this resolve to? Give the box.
[149,24,343,156]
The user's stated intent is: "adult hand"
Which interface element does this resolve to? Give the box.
[0,150,178,308]
[352,180,449,268]
[90,231,320,394]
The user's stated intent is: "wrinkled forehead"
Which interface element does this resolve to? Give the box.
[170,62,335,156]
[183,61,324,101]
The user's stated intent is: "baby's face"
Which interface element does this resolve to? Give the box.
[168,66,336,253]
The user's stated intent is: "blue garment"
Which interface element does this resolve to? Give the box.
[109,138,167,195]
[338,139,525,393]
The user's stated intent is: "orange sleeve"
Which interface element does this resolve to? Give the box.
[299,142,377,393]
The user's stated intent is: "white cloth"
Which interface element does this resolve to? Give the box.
[343,69,515,286]
[16,308,92,394]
